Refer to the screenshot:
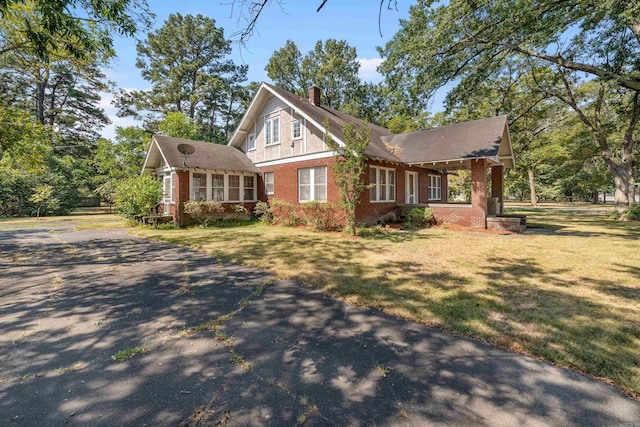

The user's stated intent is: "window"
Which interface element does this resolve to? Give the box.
[243,175,255,201]
[228,175,240,201]
[192,173,206,201]
[247,133,256,151]
[429,174,442,200]
[292,119,302,140]
[265,116,280,145]
[163,174,172,203]
[211,174,224,201]
[170,172,176,203]
[298,167,327,202]
[369,166,395,202]
[264,172,274,195]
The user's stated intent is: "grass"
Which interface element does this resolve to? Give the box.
[132,206,640,398]
[111,345,149,362]
[0,212,127,230]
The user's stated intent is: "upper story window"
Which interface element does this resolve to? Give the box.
[292,119,302,140]
[247,133,256,151]
[265,116,280,146]
[429,174,442,200]
[369,166,396,202]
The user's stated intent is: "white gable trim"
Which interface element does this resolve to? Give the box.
[141,137,171,175]
[254,150,335,168]
[228,83,345,149]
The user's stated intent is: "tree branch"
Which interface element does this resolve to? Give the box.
[498,41,640,91]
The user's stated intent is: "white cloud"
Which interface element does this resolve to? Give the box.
[358,58,384,83]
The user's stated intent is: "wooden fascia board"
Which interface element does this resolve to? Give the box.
[228,82,269,148]
[141,138,171,175]
[262,85,346,148]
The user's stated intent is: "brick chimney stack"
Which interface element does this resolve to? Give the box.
[309,86,321,105]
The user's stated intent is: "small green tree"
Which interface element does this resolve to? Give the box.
[29,185,58,217]
[115,174,163,219]
[324,120,370,236]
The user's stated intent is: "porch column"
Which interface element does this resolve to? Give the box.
[175,170,190,226]
[491,165,504,214]
[471,158,487,228]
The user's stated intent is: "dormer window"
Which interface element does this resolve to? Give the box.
[265,116,280,146]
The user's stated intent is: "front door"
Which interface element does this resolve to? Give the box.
[406,172,418,204]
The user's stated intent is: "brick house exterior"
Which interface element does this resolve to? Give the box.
[143,82,516,229]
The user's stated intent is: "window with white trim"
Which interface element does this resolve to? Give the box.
[228,174,241,201]
[429,174,442,200]
[369,166,395,202]
[298,167,327,202]
[163,174,172,203]
[292,119,302,140]
[264,172,274,195]
[211,174,224,201]
[265,116,280,146]
[192,173,206,201]
[247,133,256,151]
[243,175,255,201]
[170,172,176,203]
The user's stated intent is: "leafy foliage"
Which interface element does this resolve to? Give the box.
[116,13,252,143]
[184,201,225,227]
[0,0,152,59]
[379,0,640,213]
[404,207,436,229]
[115,174,162,219]
[324,120,370,236]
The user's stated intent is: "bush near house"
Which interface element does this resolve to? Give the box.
[184,201,225,227]
[405,207,436,228]
[264,198,346,231]
[115,175,163,219]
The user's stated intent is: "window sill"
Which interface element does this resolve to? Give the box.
[265,142,281,147]
[369,200,396,204]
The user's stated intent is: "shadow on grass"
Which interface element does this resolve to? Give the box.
[511,208,640,240]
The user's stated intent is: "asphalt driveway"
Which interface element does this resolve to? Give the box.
[1,225,639,426]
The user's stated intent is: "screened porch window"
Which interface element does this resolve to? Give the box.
[211,174,224,201]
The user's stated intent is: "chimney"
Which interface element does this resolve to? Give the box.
[308,86,321,105]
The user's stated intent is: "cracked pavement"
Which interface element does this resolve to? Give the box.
[1,226,639,426]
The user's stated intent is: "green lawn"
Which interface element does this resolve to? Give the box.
[128,208,636,398]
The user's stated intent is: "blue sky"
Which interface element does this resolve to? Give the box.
[100,1,414,140]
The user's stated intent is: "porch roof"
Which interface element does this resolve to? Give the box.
[383,116,515,169]
[143,135,260,174]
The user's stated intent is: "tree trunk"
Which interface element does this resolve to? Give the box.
[612,162,632,213]
[35,82,46,124]
[528,167,538,207]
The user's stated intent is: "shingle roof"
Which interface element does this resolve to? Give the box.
[384,116,510,164]
[263,83,402,162]
[153,135,259,173]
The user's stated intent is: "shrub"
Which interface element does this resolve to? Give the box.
[184,201,225,226]
[269,198,302,227]
[626,204,640,221]
[232,204,249,222]
[254,201,270,223]
[115,175,163,219]
[405,207,436,228]
[379,211,397,224]
[299,201,345,231]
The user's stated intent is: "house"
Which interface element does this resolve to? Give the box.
[141,135,260,224]
[142,82,517,230]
